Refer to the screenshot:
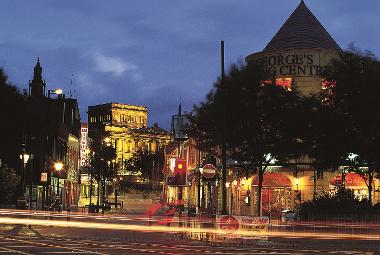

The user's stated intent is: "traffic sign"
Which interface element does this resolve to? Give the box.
[202,164,216,178]
[219,215,239,232]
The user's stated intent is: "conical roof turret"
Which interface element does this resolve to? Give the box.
[263,0,340,51]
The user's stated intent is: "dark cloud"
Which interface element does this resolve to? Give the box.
[1,0,379,129]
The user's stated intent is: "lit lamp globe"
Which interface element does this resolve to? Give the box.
[104,137,111,147]
[55,89,63,95]
[54,162,63,171]
[19,153,30,164]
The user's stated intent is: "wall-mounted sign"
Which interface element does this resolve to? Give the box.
[80,124,88,167]
[255,53,322,77]
[41,172,48,182]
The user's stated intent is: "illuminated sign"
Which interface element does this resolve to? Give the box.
[255,53,322,77]
[80,124,88,167]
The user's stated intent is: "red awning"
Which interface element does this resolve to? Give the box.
[252,173,291,187]
[330,173,368,187]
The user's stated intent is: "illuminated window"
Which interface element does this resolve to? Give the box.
[275,78,292,90]
[261,79,272,86]
[321,79,336,89]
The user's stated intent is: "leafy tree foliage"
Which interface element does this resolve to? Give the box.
[191,62,304,215]
[321,49,380,204]
[0,163,21,204]
[88,138,117,204]
[300,94,350,199]
[0,69,25,170]
[124,149,165,182]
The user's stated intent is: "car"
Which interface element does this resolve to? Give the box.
[281,209,296,222]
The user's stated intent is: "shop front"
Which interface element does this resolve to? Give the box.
[330,172,371,200]
[252,173,292,218]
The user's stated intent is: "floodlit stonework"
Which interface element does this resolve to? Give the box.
[88,103,170,175]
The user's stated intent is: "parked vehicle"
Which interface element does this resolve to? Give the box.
[281,210,296,222]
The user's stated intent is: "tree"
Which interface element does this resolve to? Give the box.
[0,69,25,171]
[89,138,116,205]
[300,94,348,199]
[191,62,303,215]
[0,163,21,204]
[322,48,380,204]
[230,66,303,216]
[190,63,260,214]
[125,149,165,184]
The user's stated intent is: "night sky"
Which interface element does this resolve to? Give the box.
[1,0,379,129]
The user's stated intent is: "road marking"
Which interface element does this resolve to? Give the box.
[39,252,93,254]
[0,236,107,255]
[6,245,35,248]
[0,246,33,255]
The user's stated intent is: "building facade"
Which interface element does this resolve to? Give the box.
[24,58,81,210]
[246,0,340,95]
[88,103,170,176]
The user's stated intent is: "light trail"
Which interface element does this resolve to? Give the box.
[1,216,380,241]
[3,209,380,230]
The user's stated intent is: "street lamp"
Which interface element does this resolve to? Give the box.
[19,153,30,194]
[231,180,239,215]
[295,178,300,191]
[54,162,64,208]
[54,162,63,171]
[104,137,111,147]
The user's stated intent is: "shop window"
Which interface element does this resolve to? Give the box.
[275,78,292,90]
[322,79,336,89]
[260,79,273,86]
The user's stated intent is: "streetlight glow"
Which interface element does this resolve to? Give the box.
[54,162,63,171]
[19,153,30,164]
[55,89,63,95]
[295,178,300,190]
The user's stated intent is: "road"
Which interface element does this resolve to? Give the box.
[0,209,379,254]
[0,232,372,255]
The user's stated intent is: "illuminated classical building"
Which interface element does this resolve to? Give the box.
[88,103,170,176]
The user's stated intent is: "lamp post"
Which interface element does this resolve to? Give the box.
[225,182,231,215]
[19,152,30,195]
[24,153,33,211]
[54,162,63,207]
[101,137,111,211]
[295,178,300,191]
